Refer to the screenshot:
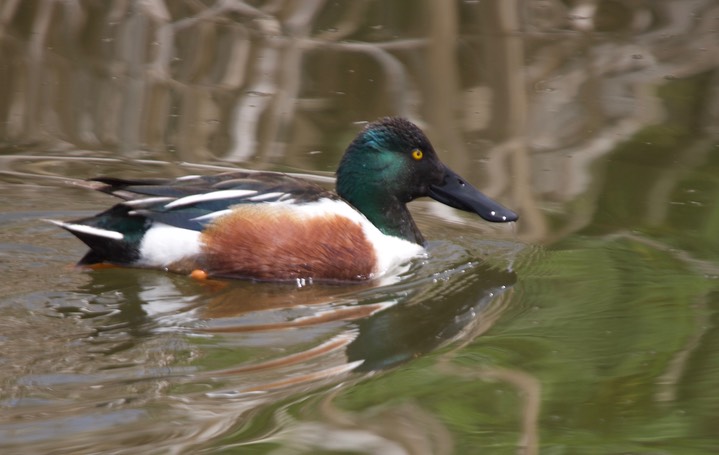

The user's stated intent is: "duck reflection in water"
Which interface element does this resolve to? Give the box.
[67,260,515,386]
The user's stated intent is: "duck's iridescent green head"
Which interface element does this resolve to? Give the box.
[336,117,518,244]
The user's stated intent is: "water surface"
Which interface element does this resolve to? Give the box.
[1,1,719,454]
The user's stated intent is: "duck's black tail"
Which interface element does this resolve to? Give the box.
[49,205,149,265]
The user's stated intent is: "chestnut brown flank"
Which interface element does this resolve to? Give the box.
[200,205,377,281]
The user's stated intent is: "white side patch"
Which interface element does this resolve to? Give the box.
[287,199,425,278]
[138,223,202,267]
[364,226,425,278]
[48,220,124,240]
[164,189,258,208]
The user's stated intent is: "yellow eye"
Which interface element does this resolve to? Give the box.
[411,149,423,160]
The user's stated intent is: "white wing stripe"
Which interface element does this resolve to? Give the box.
[247,192,285,201]
[164,189,258,208]
[191,209,233,222]
[123,197,174,207]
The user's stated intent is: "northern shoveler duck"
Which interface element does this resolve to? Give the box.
[52,117,518,282]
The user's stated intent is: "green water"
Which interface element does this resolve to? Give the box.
[1,1,719,454]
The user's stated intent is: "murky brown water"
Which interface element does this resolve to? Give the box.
[2,1,719,454]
